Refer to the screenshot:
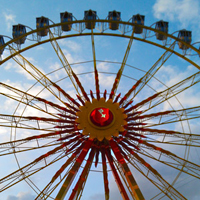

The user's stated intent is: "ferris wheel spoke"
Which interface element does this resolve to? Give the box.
[0,130,81,157]
[0,130,80,154]
[105,147,131,200]
[109,29,135,99]
[130,106,200,122]
[41,141,88,200]
[9,115,76,123]
[126,150,186,199]
[0,114,64,132]
[48,30,90,102]
[127,127,200,142]
[9,45,80,107]
[138,144,200,179]
[0,136,59,155]
[112,158,138,200]
[0,13,199,199]
[68,146,95,200]
[110,139,145,200]
[0,137,84,186]
[118,135,200,179]
[131,106,200,127]
[0,123,54,132]
[126,69,200,113]
[0,141,61,157]
[0,150,66,193]
[35,141,86,200]
[36,164,75,200]
[55,138,93,200]
[0,82,69,117]
[49,30,81,96]
[144,136,200,147]
[91,29,100,100]
[118,141,187,199]
[120,41,176,105]
[0,137,85,193]
[101,148,109,200]
[146,115,200,127]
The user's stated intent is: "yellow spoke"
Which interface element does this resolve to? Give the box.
[49,30,80,96]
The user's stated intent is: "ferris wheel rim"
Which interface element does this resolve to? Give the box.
[0,14,200,200]
[0,19,200,70]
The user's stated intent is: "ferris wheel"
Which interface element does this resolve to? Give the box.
[0,9,200,200]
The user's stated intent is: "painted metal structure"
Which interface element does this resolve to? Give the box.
[0,10,200,200]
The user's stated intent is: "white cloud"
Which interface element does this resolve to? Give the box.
[99,73,115,88]
[3,59,46,81]
[58,40,81,52]
[153,0,200,28]
[4,62,13,70]
[97,62,113,71]
[151,64,200,110]
[62,49,75,64]
[7,192,35,200]
[3,12,16,31]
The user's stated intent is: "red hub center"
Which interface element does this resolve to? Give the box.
[90,107,113,127]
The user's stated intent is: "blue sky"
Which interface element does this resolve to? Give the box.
[0,0,200,199]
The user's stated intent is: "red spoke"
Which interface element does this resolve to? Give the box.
[68,146,95,200]
[71,71,90,102]
[101,147,109,200]
[127,127,188,137]
[91,29,100,100]
[0,140,73,190]
[122,143,186,199]
[57,132,79,141]
[110,139,144,200]
[109,29,135,99]
[95,68,100,100]
[55,138,93,200]
[35,141,86,200]
[51,82,81,107]
[22,116,75,123]
[95,146,100,167]
[116,136,140,150]
[57,114,77,120]
[119,78,142,105]
[103,89,107,100]
[120,130,146,139]
[119,41,176,104]
[127,111,142,118]
[64,102,79,112]
[124,92,161,114]
[123,134,200,178]
[139,70,200,113]
[123,100,133,109]
[90,90,95,99]
[113,93,121,103]
[105,147,130,200]
[0,82,67,116]
[109,75,119,100]
[77,94,85,106]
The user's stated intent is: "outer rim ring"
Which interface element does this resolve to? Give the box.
[1,20,200,70]
[1,17,199,199]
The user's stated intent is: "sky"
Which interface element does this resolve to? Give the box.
[0,0,200,199]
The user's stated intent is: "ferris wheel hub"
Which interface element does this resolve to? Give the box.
[90,107,113,127]
[76,97,127,141]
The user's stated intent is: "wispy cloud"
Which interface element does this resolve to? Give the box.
[59,40,81,52]
[7,192,35,200]
[3,11,16,31]
[153,0,200,28]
